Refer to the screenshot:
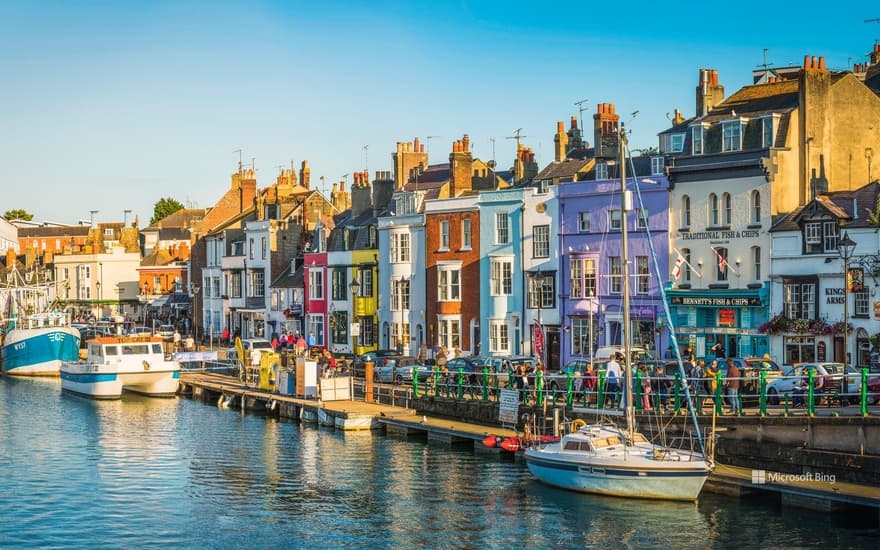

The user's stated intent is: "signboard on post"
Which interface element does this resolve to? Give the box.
[498,389,520,425]
[350,322,360,337]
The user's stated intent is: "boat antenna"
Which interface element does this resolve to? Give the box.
[625,142,706,456]
[619,124,635,445]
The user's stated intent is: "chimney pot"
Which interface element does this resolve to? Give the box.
[812,56,818,69]
[804,55,811,68]
[462,134,469,152]
[819,56,826,70]
[571,116,578,129]
[420,144,425,153]
[557,121,564,133]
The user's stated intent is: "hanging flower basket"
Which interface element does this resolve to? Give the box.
[758,313,851,336]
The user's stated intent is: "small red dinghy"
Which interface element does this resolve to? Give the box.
[482,435,503,448]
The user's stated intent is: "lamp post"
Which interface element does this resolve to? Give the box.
[190,283,201,346]
[349,277,361,356]
[529,271,544,365]
[838,231,856,366]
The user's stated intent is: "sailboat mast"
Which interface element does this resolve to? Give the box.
[619,124,634,441]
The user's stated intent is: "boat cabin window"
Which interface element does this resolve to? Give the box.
[152,344,162,354]
[121,344,150,355]
[592,436,622,449]
[564,441,593,451]
[630,434,649,444]
[88,344,103,357]
[104,346,119,356]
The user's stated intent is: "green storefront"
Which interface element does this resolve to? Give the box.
[665,284,770,360]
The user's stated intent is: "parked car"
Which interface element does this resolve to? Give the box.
[594,346,656,363]
[373,356,431,384]
[77,326,115,348]
[155,324,175,340]
[241,339,272,351]
[128,326,153,337]
[352,349,402,378]
[546,359,589,391]
[867,376,880,405]
[444,357,491,385]
[766,363,861,405]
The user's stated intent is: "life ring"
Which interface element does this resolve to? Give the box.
[570,418,587,433]
[143,360,150,371]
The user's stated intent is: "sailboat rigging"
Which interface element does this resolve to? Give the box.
[524,125,712,501]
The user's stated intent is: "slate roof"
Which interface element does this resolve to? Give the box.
[771,182,880,231]
[156,227,191,241]
[270,263,303,289]
[17,226,90,238]
[533,158,593,182]
[145,209,206,230]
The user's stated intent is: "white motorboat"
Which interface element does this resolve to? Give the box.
[60,336,180,399]
[525,125,712,501]
[525,424,710,501]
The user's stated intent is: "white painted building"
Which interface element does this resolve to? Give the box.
[769,183,880,369]
[0,217,18,254]
[54,246,141,318]
[378,190,427,356]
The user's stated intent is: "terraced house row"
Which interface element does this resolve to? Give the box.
[191,46,880,371]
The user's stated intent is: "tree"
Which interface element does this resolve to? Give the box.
[637,147,659,157]
[150,197,185,225]
[3,209,33,221]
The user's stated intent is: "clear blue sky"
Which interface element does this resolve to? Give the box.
[2,0,877,226]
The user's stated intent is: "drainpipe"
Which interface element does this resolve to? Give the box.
[559,198,566,364]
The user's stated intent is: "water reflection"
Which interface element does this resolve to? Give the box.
[1,376,876,549]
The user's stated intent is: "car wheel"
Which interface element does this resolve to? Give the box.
[394,374,403,385]
[767,388,779,406]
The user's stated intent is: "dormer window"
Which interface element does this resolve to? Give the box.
[803,221,838,254]
[670,133,684,153]
[761,115,778,149]
[595,162,608,180]
[650,156,664,175]
[722,120,744,152]
[691,125,705,155]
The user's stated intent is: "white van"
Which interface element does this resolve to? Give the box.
[594,346,655,363]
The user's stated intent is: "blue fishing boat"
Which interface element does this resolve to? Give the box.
[2,312,81,376]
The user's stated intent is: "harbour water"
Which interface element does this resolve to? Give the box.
[0,376,876,549]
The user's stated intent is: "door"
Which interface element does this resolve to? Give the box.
[546,327,561,371]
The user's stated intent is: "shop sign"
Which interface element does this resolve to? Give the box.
[669,296,761,307]
[681,229,761,240]
[826,288,844,304]
[718,309,735,326]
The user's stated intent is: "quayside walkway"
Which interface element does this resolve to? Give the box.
[178,371,879,515]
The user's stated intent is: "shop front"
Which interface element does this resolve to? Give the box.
[666,286,770,360]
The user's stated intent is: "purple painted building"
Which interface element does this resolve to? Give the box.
[556,156,671,365]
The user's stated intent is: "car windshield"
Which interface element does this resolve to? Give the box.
[249,341,271,349]
[821,363,846,374]
[747,360,780,372]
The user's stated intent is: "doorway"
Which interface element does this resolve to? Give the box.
[546,327,561,371]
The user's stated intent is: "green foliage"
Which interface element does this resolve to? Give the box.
[150,197,185,225]
[866,194,880,232]
[3,209,33,221]
[637,147,659,157]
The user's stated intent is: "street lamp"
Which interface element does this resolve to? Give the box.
[529,271,544,365]
[838,231,856,366]
[349,277,361,355]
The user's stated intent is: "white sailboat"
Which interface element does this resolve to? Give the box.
[525,125,712,501]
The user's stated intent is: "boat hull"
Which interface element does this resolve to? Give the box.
[2,327,81,376]
[61,364,180,399]
[525,451,709,501]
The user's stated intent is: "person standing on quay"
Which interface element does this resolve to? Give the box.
[725,359,741,414]
[173,329,182,352]
[605,353,622,408]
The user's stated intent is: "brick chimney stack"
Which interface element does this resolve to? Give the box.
[393,138,428,189]
[449,134,474,196]
[593,103,620,159]
[299,160,311,189]
[554,121,568,161]
[696,69,724,117]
